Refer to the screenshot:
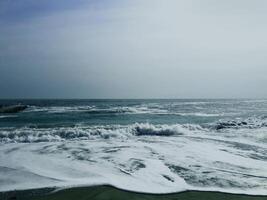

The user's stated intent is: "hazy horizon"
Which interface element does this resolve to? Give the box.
[1,97,267,100]
[1,0,267,99]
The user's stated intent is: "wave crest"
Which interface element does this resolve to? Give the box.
[133,123,184,136]
[0,123,203,143]
[1,116,267,143]
[25,105,168,115]
[213,116,267,130]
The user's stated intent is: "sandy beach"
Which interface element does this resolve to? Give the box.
[1,185,267,200]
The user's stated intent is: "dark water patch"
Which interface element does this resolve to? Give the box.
[162,175,174,182]
[85,109,130,115]
[35,145,58,155]
[213,161,250,172]
[118,168,132,176]
[103,149,118,153]
[224,142,267,161]
[134,126,179,136]
[167,164,190,174]
[103,148,121,153]
[4,147,20,154]
[56,144,70,151]
[101,156,112,160]
[118,159,146,175]
[211,116,267,131]
[248,153,267,161]
[166,164,250,188]
[69,147,94,162]
[212,162,267,180]
[102,146,130,153]
[129,159,146,171]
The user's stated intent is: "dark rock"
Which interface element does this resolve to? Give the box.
[0,105,27,113]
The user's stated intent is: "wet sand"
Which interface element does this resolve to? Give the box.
[1,185,267,200]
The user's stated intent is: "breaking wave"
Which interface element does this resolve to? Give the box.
[133,123,187,136]
[0,123,202,143]
[1,116,267,143]
[23,105,227,116]
[212,116,267,130]
[25,105,167,115]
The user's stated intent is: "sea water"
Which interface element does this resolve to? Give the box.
[0,99,266,194]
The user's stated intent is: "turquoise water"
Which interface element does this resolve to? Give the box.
[1,99,266,128]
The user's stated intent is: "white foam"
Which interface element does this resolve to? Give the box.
[0,124,266,195]
[174,112,222,117]
[26,106,95,113]
[0,115,17,119]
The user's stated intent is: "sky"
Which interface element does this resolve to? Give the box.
[0,0,267,99]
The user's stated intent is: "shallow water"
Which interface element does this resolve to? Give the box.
[0,99,267,194]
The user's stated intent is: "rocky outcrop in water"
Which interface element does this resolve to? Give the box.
[0,105,27,113]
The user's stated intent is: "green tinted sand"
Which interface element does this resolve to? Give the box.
[1,186,267,200]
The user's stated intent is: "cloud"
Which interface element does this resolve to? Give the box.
[0,0,267,98]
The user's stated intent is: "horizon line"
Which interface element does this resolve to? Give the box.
[0,97,266,100]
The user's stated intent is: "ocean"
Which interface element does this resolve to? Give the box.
[0,99,267,196]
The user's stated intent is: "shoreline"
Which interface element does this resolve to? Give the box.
[1,185,267,200]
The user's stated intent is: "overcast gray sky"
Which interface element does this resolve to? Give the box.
[1,0,267,98]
